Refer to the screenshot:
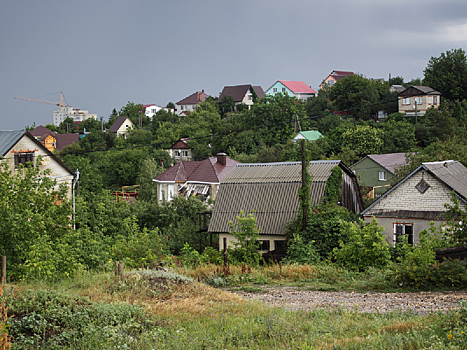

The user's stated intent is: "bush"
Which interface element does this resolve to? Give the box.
[228,211,262,266]
[332,218,391,271]
[394,259,467,290]
[301,203,358,259]
[283,233,320,265]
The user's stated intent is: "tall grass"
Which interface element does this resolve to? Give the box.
[4,268,463,349]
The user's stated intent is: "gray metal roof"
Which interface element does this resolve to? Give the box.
[208,160,362,235]
[0,130,25,158]
[423,161,467,198]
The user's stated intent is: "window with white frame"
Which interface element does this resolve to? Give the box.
[378,171,387,181]
[394,223,414,246]
[433,96,438,104]
[402,98,410,105]
[273,88,277,93]
[181,150,188,157]
[415,97,422,105]
[281,88,286,93]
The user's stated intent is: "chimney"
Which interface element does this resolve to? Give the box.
[216,152,227,166]
[198,92,202,101]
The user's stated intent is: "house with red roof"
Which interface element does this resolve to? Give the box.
[265,81,317,101]
[175,90,210,116]
[153,153,240,203]
[319,70,354,90]
[218,85,265,111]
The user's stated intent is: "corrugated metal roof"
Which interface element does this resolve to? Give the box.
[0,130,25,157]
[208,160,361,235]
[423,161,467,199]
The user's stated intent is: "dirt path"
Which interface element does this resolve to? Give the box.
[229,286,467,315]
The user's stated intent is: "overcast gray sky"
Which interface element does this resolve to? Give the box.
[1,0,467,130]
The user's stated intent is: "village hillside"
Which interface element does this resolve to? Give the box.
[2,48,467,349]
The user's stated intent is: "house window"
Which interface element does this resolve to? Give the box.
[181,105,184,110]
[281,88,286,93]
[274,240,286,250]
[181,150,188,157]
[402,98,410,105]
[273,88,277,93]
[433,96,438,104]
[378,171,387,181]
[394,223,414,246]
[14,152,34,168]
[257,240,270,251]
[415,97,422,105]
[174,150,181,157]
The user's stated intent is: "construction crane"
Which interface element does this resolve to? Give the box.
[14,92,68,107]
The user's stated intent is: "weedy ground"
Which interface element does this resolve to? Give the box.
[1,266,465,349]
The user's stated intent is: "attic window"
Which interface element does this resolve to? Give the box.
[14,152,34,168]
[415,179,430,194]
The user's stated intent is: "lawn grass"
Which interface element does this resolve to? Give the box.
[2,267,464,349]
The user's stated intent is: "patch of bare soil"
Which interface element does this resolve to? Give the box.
[230,286,467,315]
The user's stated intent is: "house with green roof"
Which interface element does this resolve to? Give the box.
[292,130,323,142]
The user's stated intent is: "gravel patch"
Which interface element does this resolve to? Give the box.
[229,286,467,315]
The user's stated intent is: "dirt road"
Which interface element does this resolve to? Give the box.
[229,286,467,315]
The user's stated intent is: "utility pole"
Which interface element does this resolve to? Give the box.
[414,100,418,125]
[301,139,308,231]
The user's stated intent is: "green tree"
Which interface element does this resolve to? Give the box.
[423,48,467,101]
[342,124,383,158]
[57,117,78,134]
[329,74,381,120]
[0,161,72,278]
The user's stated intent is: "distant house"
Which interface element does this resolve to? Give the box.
[109,116,134,138]
[389,85,405,93]
[218,85,265,111]
[176,90,210,116]
[398,86,441,117]
[292,130,323,143]
[153,153,240,203]
[362,160,467,246]
[319,70,354,90]
[167,138,192,162]
[0,130,75,197]
[265,81,317,101]
[351,153,409,198]
[30,126,80,152]
[208,160,364,251]
[143,104,175,118]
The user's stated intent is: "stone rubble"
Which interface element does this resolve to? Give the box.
[230,286,467,315]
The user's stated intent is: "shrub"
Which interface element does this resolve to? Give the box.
[228,211,262,266]
[283,233,320,265]
[332,218,391,271]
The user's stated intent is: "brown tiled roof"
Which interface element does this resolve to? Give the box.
[154,155,240,183]
[55,134,80,151]
[218,85,265,103]
[176,91,210,105]
[30,126,54,138]
[109,116,131,133]
[169,139,190,149]
[399,86,441,97]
